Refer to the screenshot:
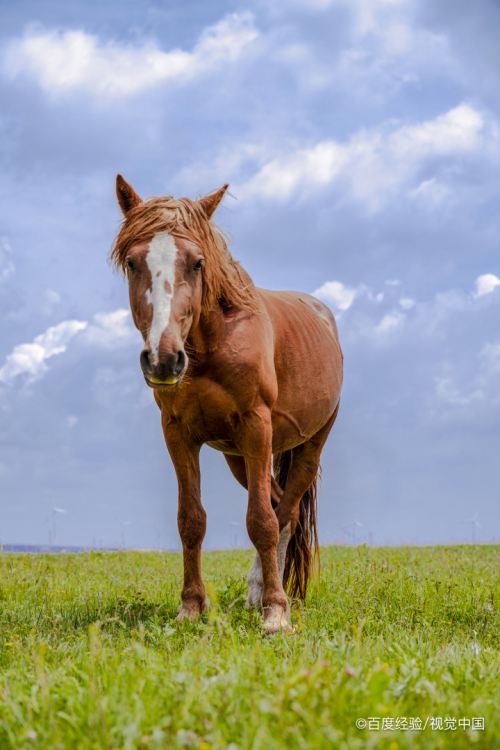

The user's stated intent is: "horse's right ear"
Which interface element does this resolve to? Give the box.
[116,174,142,216]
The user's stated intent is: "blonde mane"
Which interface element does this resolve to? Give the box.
[111,195,257,314]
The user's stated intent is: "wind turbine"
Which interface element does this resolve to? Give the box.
[49,506,67,548]
[120,520,132,549]
[341,520,363,545]
[466,514,481,544]
[229,521,241,549]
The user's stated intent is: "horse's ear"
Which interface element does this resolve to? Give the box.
[116,174,142,216]
[198,184,229,219]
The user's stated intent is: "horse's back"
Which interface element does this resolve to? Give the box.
[258,289,343,450]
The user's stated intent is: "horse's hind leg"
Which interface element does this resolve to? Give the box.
[224,454,283,506]
[275,409,339,592]
[238,406,290,633]
[224,454,284,609]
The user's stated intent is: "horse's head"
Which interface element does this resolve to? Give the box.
[114,174,228,389]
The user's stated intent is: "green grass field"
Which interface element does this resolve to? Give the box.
[0,546,498,749]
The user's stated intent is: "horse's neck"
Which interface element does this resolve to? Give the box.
[187,306,225,356]
[187,263,259,355]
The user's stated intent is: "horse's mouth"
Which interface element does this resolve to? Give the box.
[145,375,180,389]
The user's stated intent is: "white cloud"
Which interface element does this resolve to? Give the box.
[0,320,87,384]
[480,341,500,375]
[375,311,406,334]
[410,178,451,207]
[312,280,360,311]
[392,103,483,154]
[241,141,347,202]
[0,237,15,282]
[474,273,500,298]
[435,340,500,408]
[399,297,415,310]
[44,289,61,305]
[313,271,499,342]
[84,308,134,347]
[4,12,258,97]
[238,103,490,207]
[435,375,483,406]
[0,307,134,385]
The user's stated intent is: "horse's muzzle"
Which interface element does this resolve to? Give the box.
[140,348,187,387]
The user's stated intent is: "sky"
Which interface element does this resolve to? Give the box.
[0,0,499,549]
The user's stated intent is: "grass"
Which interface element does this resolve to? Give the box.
[0,546,498,749]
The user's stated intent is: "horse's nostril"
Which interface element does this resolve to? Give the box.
[140,349,152,374]
[175,350,186,375]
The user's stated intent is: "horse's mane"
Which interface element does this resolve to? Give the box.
[111,195,258,314]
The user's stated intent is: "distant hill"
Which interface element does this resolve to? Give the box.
[0,544,119,553]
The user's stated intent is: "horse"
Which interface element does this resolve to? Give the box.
[111,175,343,633]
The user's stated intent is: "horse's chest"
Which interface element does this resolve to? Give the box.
[160,379,243,445]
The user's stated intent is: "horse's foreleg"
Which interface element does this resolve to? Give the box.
[241,408,290,633]
[164,425,207,621]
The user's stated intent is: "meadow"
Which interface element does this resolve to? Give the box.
[0,546,498,749]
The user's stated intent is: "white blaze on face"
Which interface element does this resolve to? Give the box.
[145,231,178,365]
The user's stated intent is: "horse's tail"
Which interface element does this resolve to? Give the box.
[273,450,319,600]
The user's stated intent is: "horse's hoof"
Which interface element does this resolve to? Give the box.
[175,606,199,622]
[175,597,209,622]
[262,604,292,634]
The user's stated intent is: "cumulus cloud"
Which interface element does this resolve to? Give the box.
[312,279,360,311]
[314,270,500,343]
[238,103,490,208]
[399,297,415,310]
[0,320,87,384]
[474,273,500,298]
[374,310,406,334]
[3,12,258,97]
[313,279,399,317]
[84,308,134,347]
[0,308,135,385]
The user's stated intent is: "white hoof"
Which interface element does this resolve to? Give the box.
[262,604,292,634]
[175,597,209,622]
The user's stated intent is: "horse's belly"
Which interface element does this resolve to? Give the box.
[271,388,339,452]
[206,439,240,455]
[268,294,343,450]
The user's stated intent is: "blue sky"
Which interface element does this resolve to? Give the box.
[0,0,499,549]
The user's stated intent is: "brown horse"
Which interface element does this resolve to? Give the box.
[112,175,343,633]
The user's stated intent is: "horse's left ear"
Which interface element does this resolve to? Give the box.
[198,184,229,219]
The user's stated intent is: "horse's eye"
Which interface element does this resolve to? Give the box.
[126,258,135,272]
[193,259,204,272]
